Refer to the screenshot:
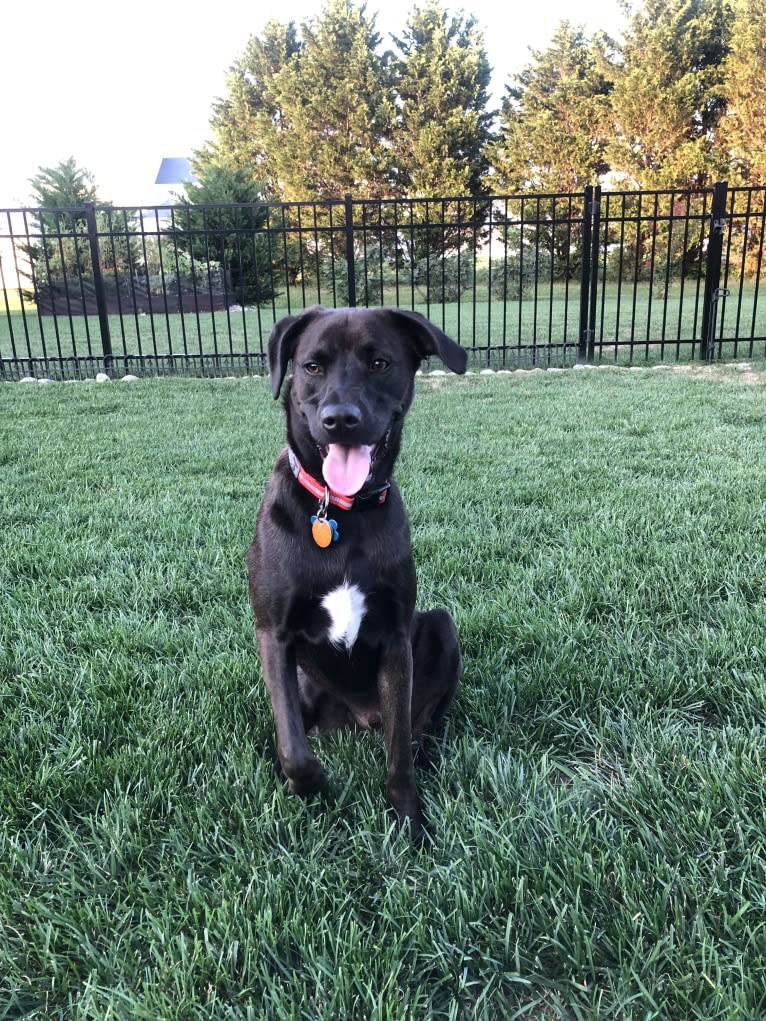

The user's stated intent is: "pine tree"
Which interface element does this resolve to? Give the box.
[490,21,613,194]
[201,0,496,207]
[392,0,494,198]
[171,162,278,306]
[487,23,613,282]
[24,158,136,300]
[718,0,766,183]
[262,0,396,201]
[607,0,731,189]
[205,21,302,188]
[28,157,99,211]
[386,1,494,273]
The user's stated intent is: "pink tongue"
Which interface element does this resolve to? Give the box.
[322,444,373,496]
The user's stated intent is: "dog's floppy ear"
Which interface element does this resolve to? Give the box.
[268,306,327,399]
[385,309,468,375]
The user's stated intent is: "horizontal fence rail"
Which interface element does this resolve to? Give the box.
[1,184,764,380]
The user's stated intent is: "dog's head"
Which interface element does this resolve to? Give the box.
[268,306,467,496]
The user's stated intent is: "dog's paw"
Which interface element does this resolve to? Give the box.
[388,806,432,849]
[386,781,431,846]
[405,812,432,849]
[286,758,329,796]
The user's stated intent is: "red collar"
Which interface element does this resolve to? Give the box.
[287,447,389,510]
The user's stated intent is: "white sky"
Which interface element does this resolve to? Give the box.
[0,0,624,208]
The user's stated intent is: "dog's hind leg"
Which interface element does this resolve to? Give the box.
[410,608,462,739]
[297,668,356,733]
[377,638,426,840]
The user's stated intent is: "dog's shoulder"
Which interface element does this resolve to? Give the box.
[256,449,299,524]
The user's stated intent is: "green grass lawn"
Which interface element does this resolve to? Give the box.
[2,280,764,376]
[2,366,766,1018]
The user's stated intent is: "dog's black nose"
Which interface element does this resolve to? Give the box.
[320,403,362,433]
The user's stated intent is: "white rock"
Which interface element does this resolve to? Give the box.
[121,374,140,382]
[19,376,37,384]
[37,378,56,385]
[480,368,495,375]
[95,373,111,383]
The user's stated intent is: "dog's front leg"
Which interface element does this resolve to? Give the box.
[378,639,425,841]
[257,630,328,795]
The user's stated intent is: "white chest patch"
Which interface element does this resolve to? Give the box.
[321,582,367,651]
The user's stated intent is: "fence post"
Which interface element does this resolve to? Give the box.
[83,200,113,373]
[578,186,594,363]
[587,186,601,362]
[700,180,728,361]
[344,193,357,308]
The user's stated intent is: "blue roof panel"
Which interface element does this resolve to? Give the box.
[155,158,193,184]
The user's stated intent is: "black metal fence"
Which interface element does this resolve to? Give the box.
[1,183,764,380]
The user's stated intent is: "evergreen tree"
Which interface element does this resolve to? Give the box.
[607,0,731,189]
[205,21,302,188]
[387,1,494,273]
[171,161,278,306]
[490,21,613,193]
[26,157,99,282]
[29,157,99,211]
[718,0,766,183]
[716,0,766,276]
[263,0,396,201]
[488,24,612,282]
[201,0,495,208]
[392,0,494,197]
[24,158,136,301]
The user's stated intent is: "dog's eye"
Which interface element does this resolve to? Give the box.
[304,362,323,375]
[370,358,390,372]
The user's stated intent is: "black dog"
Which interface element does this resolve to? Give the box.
[247,306,467,841]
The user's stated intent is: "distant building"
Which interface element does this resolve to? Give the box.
[142,157,197,225]
[155,158,195,188]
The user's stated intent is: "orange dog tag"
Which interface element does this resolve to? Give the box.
[312,517,333,547]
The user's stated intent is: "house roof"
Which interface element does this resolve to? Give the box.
[155,158,194,185]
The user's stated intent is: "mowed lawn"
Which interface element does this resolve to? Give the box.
[1,365,766,1019]
[2,279,764,374]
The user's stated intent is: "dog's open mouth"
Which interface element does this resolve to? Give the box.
[320,439,384,497]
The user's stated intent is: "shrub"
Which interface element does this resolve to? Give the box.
[321,249,386,306]
[413,254,473,302]
[489,246,551,300]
